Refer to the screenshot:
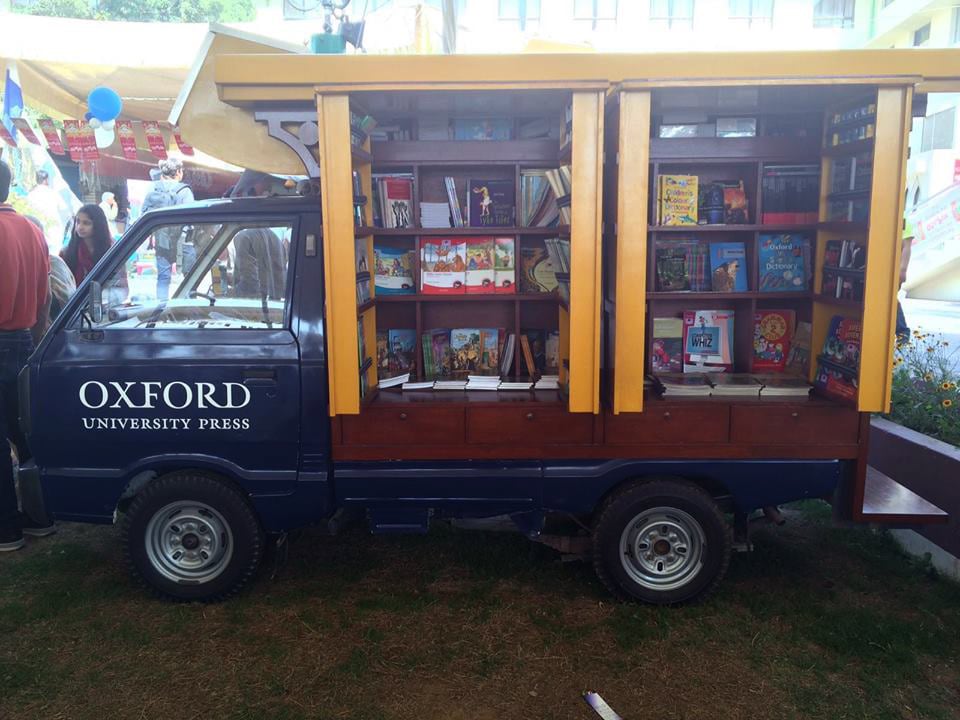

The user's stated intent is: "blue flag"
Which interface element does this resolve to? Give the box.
[3,63,24,141]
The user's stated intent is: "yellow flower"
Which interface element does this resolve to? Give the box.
[951,382,958,390]
[927,347,935,353]
[913,330,921,337]
[942,382,952,391]
[943,399,954,408]
[924,373,934,381]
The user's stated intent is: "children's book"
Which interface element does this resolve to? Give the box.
[450,328,482,376]
[493,237,516,293]
[519,334,538,377]
[376,330,390,378]
[709,242,748,292]
[479,328,501,373]
[430,329,452,379]
[464,237,496,293]
[468,179,515,227]
[651,317,684,373]
[519,244,560,293]
[752,310,795,372]
[659,175,699,226]
[380,177,413,229]
[723,182,749,224]
[682,309,735,373]
[655,244,690,291]
[421,238,466,294]
[814,315,861,402]
[374,245,415,295]
[523,330,548,374]
[758,234,808,293]
[387,329,417,376]
[453,118,511,141]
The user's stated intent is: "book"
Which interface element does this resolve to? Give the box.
[534,374,559,390]
[417,116,450,141]
[683,309,735,373]
[479,328,501,373]
[655,244,689,291]
[757,375,812,398]
[374,245,415,295]
[545,330,560,374]
[758,234,808,293]
[519,334,538,377]
[651,317,683,373]
[709,374,762,397]
[709,242,748,292]
[839,239,866,270]
[453,118,511,140]
[421,332,434,380]
[402,380,435,391]
[520,169,560,227]
[656,373,713,397]
[723,182,749,224]
[761,164,819,225]
[430,329,452,379]
[519,244,561,293]
[522,330,548,374]
[468,179,515,227]
[464,237,496,293]
[785,321,812,376]
[356,273,371,305]
[358,318,369,399]
[421,238,466,294]
[814,315,861,402]
[752,310,795,373]
[500,333,516,377]
[420,202,452,229]
[659,175,698,226]
[378,372,408,390]
[544,167,572,225]
[376,330,390,379]
[444,176,464,228]
[387,329,417,376]
[493,237,516,293]
[378,176,414,229]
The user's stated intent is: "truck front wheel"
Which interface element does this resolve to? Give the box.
[592,479,731,605]
[121,473,264,602]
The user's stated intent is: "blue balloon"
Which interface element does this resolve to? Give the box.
[87,86,122,122]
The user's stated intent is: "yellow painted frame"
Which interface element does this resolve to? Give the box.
[611,89,651,414]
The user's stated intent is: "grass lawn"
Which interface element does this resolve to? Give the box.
[1,502,958,720]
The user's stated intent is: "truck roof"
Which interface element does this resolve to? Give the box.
[140,194,319,219]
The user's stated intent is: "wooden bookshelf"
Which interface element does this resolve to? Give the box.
[373,226,569,237]
[649,223,816,233]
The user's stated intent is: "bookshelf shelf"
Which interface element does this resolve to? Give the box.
[351,146,373,164]
[651,136,821,161]
[647,291,812,301]
[822,265,865,275]
[649,224,816,233]
[818,221,869,233]
[815,295,864,308]
[827,189,871,201]
[822,138,874,157]
[355,227,375,237]
[373,226,569,237]
[827,115,876,132]
[371,139,560,165]
[375,294,561,303]
[357,300,375,315]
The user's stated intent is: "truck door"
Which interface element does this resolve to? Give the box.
[33,214,302,522]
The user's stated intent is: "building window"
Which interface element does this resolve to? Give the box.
[650,0,695,29]
[951,7,960,45]
[575,0,619,25]
[498,0,541,30]
[913,22,931,46]
[921,108,956,152]
[813,0,854,28]
[729,0,774,28]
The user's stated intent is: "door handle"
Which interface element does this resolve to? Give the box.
[242,369,277,386]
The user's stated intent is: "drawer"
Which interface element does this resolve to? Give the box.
[466,407,593,445]
[342,407,465,445]
[730,405,860,445]
[606,405,729,444]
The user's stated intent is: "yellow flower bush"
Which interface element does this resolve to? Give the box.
[887,332,959,446]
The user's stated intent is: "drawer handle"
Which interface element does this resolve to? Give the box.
[663,411,671,420]
[791,412,800,419]
[399,412,408,421]
[526,412,535,421]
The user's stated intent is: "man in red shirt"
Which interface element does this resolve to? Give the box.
[0,160,56,551]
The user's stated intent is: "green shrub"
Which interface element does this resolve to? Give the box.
[886,332,959,446]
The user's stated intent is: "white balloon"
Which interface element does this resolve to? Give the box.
[102,119,116,131]
[89,117,102,129]
[94,126,115,148]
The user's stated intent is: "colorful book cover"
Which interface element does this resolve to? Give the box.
[387,329,417,375]
[430,329,452,379]
[682,309,735,373]
[374,245,415,295]
[381,177,413,229]
[652,317,684,373]
[814,315,861,402]
[465,237,496,293]
[450,328,482,375]
[421,238,466,294]
[453,118,511,141]
[519,245,560,293]
[723,183,749,224]
[752,310,795,373]
[479,328,501,373]
[494,237,516,293]
[709,242,748,292]
[821,269,841,298]
[523,330,547,374]
[823,239,843,268]
[421,333,434,380]
[376,330,390,377]
[758,234,808,293]
[468,179,515,227]
[659,175,698,226]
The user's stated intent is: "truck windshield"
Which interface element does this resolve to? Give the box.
[86,220,293,330]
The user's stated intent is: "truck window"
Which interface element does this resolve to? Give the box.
[86,221,294,330]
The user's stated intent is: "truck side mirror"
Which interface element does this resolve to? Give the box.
[89,281,103,324]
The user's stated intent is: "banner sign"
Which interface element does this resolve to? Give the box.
[78,121,99,160]
[62,120,84,161]
[36,118,65,155]
[173,128,194,156]
[0,123,14,147]
[12,118,40,145]
[115,120,139,161]
[142,120,167,159]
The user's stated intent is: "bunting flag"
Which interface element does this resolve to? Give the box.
[115,120,139,160]
[2,62,24,141]
[37,118,65,155]
[0,122,15,147]
[12,118,40,145]
[142,120,168,159]
[62,120,84,161]
[173,127,195,156]
[78,121,99,160]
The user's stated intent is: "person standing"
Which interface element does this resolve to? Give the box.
[26,169,71,255]
[0,161,56,552]
[99,191,119,237]
[141,158,194,300]
[60,204,113,285]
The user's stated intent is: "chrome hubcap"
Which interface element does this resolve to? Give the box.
[145,502,233,584]
[619,507,706,591]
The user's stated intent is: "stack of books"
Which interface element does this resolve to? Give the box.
[534,375,560,390]
[500,379,534,390]
[465,375,501,391]
[401,380,435,391]
[757,376,812,398]
[709,374,762,398]
[420,202,452,229]
[656,374,713,397]
[378,373,409,390]
[434,379,468,391]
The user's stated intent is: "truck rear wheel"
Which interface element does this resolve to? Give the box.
[121,473,264,602]
[592,479,731,605]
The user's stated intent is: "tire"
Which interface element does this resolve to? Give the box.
[592,479,731,605]
[121,472,264,602]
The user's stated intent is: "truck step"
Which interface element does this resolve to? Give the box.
[367,508,431,535]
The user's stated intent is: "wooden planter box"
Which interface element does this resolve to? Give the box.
[869,417,960,557]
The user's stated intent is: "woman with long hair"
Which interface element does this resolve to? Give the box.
[61,204,112,285]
